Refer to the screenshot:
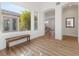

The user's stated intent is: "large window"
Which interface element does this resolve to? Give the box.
[3,17,18,32]
[2,2,31,32]
[19,11,31,31]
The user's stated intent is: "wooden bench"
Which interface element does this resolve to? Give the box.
[6,34,30,50]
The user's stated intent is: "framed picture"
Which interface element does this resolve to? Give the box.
[66,17,75,28]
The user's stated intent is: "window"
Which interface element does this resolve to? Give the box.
[19,11,31,31]
[2,2,31,31]
[34,12,38,30]
[3,17,18,32]
[3,19,10,32]
[12,18,17,31]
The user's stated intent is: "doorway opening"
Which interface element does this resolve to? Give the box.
[44,9,55,39]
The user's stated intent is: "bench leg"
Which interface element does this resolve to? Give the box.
[6,42,10,55]
[28,36,30,42]
[27,37,28,43]
[27,36,30,43]
[6,42,9,50]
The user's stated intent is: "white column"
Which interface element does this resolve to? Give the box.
[38,10,45,36]
[55,5,62,40]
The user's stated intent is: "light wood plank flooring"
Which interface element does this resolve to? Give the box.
[0,35,79,56]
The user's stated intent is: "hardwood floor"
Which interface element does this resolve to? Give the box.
[62,36,78,48]
[0,35,79,56]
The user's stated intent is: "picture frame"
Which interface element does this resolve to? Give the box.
[66,17,75,28]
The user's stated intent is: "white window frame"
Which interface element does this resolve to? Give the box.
[2,16,18,32]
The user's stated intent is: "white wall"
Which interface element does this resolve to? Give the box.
[62,5,78,37]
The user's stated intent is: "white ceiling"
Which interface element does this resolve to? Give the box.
[12,2,78,11]
[13,2,56,11]
[62,2,78,9]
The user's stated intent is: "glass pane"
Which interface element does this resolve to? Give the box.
[3,19,10,32]
[12,19,17,31]
[35,16,38,21]
[34,12,38,30]
[34,21,38,30]
[19,11,31,31]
